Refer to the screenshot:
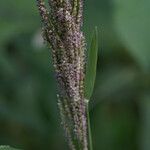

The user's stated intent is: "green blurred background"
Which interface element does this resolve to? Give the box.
[0,0,150,150]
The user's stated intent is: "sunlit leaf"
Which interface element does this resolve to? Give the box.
[85,27,99,100]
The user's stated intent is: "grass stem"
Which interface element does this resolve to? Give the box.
[85,100,93,150]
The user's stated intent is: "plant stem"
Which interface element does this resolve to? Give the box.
[85,100,93,150]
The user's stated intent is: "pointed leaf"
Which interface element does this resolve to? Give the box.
[85,27,99,100]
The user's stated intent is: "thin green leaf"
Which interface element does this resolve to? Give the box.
[85,27,99,100]
[0,146,21,150]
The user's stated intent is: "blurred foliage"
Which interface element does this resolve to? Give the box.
[0,145,20,150]
[0,0,150,150]
[114,0,150,71]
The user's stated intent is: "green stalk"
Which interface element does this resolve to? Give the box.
[85,100,93,150]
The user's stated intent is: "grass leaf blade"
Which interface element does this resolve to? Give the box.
[85,27,99,100]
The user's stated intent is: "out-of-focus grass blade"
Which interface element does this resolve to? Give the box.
[114,0,150,71]
[85,27,99,100]
[0,146,21,150]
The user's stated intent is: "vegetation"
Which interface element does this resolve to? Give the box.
[0,0,150,150]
